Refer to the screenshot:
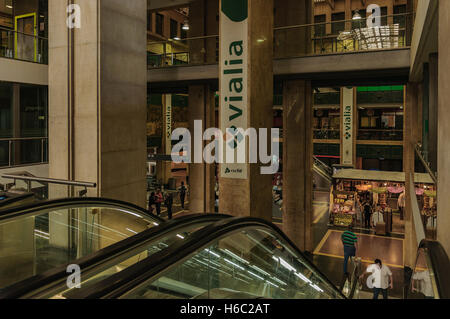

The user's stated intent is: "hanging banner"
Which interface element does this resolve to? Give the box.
[342,87,354,166]
[220,0,248,179]
[165,94,172,155]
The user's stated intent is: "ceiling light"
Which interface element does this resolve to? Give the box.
[6,5,13,9]
[173,37,181,40]
[353,10,362,20]
[182,20,189,31]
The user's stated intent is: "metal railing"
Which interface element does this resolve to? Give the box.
[2,173,96,199]
[147,12,413,69]
[414,142,437,184]
[0,137,48,168]
[0,26,48,64]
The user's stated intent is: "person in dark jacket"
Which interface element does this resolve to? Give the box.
[165,193,173,220]
[155,189,163,216]
[148,192,155,214]
[179,182,187,210]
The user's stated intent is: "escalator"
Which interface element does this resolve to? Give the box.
[0,212,230,299]
[0,198,164,294]
[1,198,448,299]
[57,217,347,299]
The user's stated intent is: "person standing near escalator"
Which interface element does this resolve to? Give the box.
[179,182,187,210]
[341,225,358,276]
[165,192,173,220]
[155,189,163,216]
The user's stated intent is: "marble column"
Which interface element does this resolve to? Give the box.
[188,85,215,213]
[218,0,273,221]
[49,0,147,207]
[428,53,438,173]
[274,0,311,58]
[437,0,450,257]
[282,80,313,252]
[404,82,419,268]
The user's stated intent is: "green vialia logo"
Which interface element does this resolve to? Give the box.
[222,0,248,22]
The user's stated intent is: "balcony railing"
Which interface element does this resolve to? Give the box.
[0,137,48,168]
[357,129,403,141]
[147,12,413,69]
[0,26,48,64]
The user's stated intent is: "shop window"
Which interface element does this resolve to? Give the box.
[381,7,388,26]
[170,19,178,39]
[394,5,406,28]
[331,12,345,35]
[147,11,152,31]
[155,13,164,36]
[0,83,12,167]
[314,14,326,37]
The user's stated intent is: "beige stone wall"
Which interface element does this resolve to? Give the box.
[49,0,147,207]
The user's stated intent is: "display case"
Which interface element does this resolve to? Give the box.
[331,190,356,226]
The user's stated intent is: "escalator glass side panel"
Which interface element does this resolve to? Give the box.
[0,204,159,291]
[49,221,212,299]
[121,227,343,299]
[408,240,450,299]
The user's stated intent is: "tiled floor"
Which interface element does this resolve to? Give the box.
[312,229,405,299]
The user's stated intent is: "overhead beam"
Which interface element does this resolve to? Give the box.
[147,0,193,11]
[326,0,335,10]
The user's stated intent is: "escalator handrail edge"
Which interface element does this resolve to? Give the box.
[419,239,450,299]
[0,213,231,299]
[70,217,346,299]
[0,197,164,223]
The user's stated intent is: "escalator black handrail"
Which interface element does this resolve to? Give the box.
[0,197,164,223]
[0,213,231,299]
[70,217,346,299]
[419,239,450,299]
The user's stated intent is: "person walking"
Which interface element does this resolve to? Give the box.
[341,225,358,275]
[155,189,163,216]
[165,192,173,220]
[360,259,393,299]
[148,192,156,214]
[179,181,187,210]
[363,199,372,229]
[398,191,405,220]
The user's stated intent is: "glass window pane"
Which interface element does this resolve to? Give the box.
[124,228,340,299]
[0,205,158,291]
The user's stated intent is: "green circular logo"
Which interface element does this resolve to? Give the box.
[222,0,248,22]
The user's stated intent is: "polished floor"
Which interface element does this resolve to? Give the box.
[313,229,405,298]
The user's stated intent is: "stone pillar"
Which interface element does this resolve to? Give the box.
[428,53,438,173]
[49,0,147,207]
[344,0,352,31]
[437,0,450,257]
[282,80,313,252]
[404,82,419,267]
[218,0,273,221]
[188,85,215,213]
[422,63,429,162]
[188,0,219,64]
[188,0,206,64]
[274,0,312,58]
[12,84,20,166]
[205,0,219,64]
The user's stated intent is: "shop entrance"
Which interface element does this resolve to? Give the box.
[329,169,436,237]
[15,13,37,62]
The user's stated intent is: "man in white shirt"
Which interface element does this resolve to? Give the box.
[360,259,393,299]
[412,270,434,299]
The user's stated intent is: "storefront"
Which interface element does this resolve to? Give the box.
[330,169,436,235]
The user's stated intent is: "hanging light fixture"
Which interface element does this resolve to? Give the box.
[352,10,362,20]
[182,20,190,31]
